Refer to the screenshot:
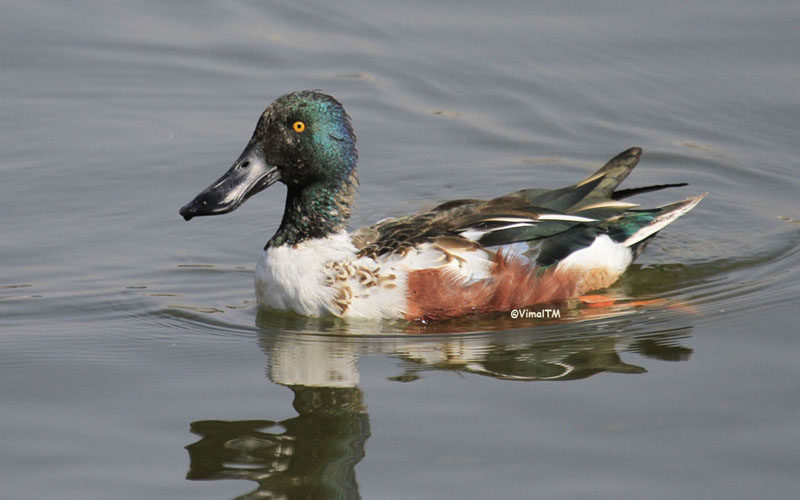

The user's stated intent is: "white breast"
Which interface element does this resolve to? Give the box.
[255,233,356,316]
[255,232,495,319]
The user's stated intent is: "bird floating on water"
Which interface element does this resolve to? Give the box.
[180,90,705,322]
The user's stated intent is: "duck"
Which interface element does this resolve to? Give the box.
[180,90,705,322]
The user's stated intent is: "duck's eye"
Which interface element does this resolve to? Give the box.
[292,121,306,133]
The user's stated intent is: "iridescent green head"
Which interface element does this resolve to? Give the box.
[180,91,359,246]
[255,90,358,189]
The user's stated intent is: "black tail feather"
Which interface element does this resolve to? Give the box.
[611,183,688,200]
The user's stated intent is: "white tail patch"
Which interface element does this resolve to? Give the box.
[556,234,633,276]
[623,194,707,247]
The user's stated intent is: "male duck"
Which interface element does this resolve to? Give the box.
[180,90,705,321]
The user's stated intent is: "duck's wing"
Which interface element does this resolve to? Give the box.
[352,199,602,257]
[353,148,699,258]
[444,147,650,248]
[449,208,599,248]
[503,147,686,208]
[351,200,483,258]
[494,147,642,211]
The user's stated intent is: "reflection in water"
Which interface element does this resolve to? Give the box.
[187,329,370,499]
[187,319,691,498]
[394,335,648,381]
[186,386,370,500]
[388,327,691,382]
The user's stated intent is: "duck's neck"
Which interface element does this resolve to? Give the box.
[267,176,358,248]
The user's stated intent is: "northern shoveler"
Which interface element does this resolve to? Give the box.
[180,90,705,321]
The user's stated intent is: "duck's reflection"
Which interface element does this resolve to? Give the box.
[186,311,691,498]
[389,327,692,381]
[187,390,369,499]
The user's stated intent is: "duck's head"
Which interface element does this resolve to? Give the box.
[180,90,357,221]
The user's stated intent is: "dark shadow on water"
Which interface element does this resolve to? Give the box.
[185,318,692,498]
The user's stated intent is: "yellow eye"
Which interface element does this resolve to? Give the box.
[292,121,306,133]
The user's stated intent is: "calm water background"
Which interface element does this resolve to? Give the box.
[2,0,799,498]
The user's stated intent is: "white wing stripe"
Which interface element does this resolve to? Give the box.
[488,222,538,231]
[537,214,596,222]
[483,217,539,223]
[459,229,488,241]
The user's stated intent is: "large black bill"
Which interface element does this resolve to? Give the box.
[180,146,280,221]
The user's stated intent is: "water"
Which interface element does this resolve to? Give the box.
[2,0,798,498]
